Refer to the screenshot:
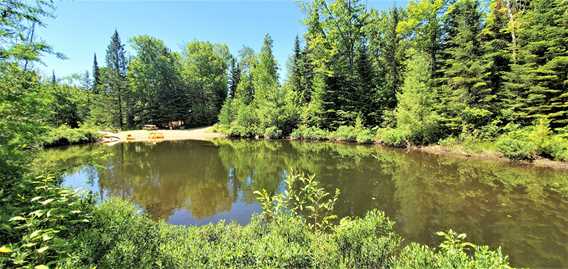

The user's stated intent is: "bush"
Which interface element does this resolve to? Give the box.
[495,120,568,161]
[334,210,401,268]
[43,125,100,147]
[393,230,512,269]
[263,126,283,139]
[60,198,512,269]
[290,126,329,141]
[0,175,93,268]
[376,128,410,148]
[356,128,375,144]
[495,131,537,160]
[330,126,357,142]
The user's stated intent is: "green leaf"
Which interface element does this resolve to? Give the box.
[40,198,55,205]
[0,246,12,253]
[36,246,49,253]
[9,216,26,222]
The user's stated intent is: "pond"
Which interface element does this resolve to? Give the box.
[40,139,568,268]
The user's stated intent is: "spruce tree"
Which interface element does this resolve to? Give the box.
[480,0,511,120]
[438,0,490,133]
[505,0,568,129]
[228,56,240,99]
[105,30,128,129]
[92,53,100,93]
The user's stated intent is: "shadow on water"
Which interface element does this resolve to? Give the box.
[39,139,568,268]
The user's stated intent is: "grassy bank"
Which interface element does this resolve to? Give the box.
[215,120,568,168]
[42,125,101,148]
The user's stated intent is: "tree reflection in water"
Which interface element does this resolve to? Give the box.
[50,139,568,268]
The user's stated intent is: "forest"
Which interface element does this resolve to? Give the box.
[1,0,566,267]
[217,0,568,162]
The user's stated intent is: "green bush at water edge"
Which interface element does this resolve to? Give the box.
[59,199,512,269]
[42,125,101,148]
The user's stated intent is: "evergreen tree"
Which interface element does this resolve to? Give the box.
[228,56,240,99]
[354,40,376,125]
[92,53,100,93]
[289,35,304,102]
[105,30,128,129]
[438,0,490,133]
[51,70,56,85]
[504,0,568,129]
[396,51,440,144]
[480,0,511,119]
[253,33,280,129]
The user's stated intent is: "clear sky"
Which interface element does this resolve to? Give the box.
[38,0,406,80]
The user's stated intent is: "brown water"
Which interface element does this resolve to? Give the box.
[43,139,568,268]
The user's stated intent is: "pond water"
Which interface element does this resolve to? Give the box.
[42,139,568,268]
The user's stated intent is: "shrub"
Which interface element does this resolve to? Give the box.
[393,230,512,269]
[263,126,283,139]
[290,126,329,141]
[334,210,401,268]
[376,128,410,148]
[43,125,100,147]
[546,136,568,161]
[356,128,375,144]
[495,130,537,160]
[495,120,568,161]
[331,126,357,142]
[0,175,93,268]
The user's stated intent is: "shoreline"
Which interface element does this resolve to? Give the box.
[412,144,568,170]
[97,127,568,170]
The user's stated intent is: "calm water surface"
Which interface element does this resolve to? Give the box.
[43,139,568,268]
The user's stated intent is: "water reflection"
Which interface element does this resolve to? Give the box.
[46,139,568,268]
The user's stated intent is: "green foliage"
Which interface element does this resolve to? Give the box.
[376,128,410,148]
[395,51,441,144]
[334,210,401,268]
[255,171,340,232]
[60,197,512,268]
[0,175,93,268]
[394,230,512,269]
[496,120,568,161]
[42,125,100,147]
[290,126,329,140]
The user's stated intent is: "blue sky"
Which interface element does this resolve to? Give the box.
[38,0,406,80]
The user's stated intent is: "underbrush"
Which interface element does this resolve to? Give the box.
[495,121,568,161]
[42,125,100,148]
[59,199,512,269]
[0,175,93,268]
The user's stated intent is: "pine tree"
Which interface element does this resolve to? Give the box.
[228,56,240,99]
[92,53,100,93]
[51,70,56,85]
[253,33,280,129]
[480,0,511,120]
[504,0,568,129]
[105,30,128,129]
[354,40,376,125]
[438,0,490,133]
[290,35,304,102]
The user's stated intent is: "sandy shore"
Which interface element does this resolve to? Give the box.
[101,127,224,143]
